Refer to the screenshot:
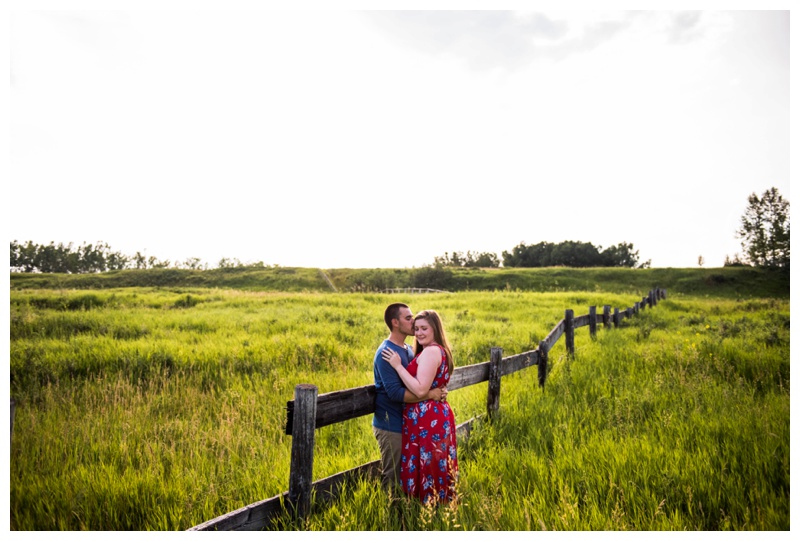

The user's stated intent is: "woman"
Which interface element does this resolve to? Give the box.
[381,309,458,504]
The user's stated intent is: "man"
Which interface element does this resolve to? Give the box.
[372,303,446,490]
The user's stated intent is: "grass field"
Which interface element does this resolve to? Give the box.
[9,282,790,530]
[10,265,790,299]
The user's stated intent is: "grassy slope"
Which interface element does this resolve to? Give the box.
[10,266,790,298]
[9,266,330,291]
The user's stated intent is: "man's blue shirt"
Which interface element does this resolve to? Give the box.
[372,339,414,433]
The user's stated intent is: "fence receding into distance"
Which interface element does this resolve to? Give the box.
[189,288,667,530]
[382,288,448,294]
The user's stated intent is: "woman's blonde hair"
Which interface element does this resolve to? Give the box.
[413,310,454,375]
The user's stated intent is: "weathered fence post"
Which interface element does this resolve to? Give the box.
[633,302,639,315]
[487,347,502,418]
[603,305,611,329]
[653,289,659,306]
[538,340,548,388]
[613,307,620,328]
[589,306,597,339]
[662,289,667,300]
[288,384,318,519]
[565,309,575,358]
[626,307,632,319]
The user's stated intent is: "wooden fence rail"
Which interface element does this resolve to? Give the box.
[189,288,667,530]
[382,287,448,294]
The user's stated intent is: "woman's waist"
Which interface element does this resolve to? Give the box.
[403,400,453,413]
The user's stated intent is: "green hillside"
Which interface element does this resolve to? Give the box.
[10,266,789,298]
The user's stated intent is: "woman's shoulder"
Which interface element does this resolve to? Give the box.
[419,344,443,359]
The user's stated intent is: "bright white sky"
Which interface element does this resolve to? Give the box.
[8,2,792,269]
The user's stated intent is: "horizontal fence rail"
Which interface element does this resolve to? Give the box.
[190,288,667,530]
[284,312,616,434]
[381,287,448,294]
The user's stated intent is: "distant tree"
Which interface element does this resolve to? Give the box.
[468,251,500,268]
[698,255,705,267]
[217,258,268,269]
[434,251,500,268]
[502,241,554,267]
[10,240,130,273]
[133,252,148,269]
[180,257,206,270]
[599,242,640,268]
[736,187,790,268]
[79,242,105,273]
[105,248,130,271]
[502,240,642,268]
[148,256,171,269]
[724,253,748,267]
[33,242,69,273]
[11,240,41,272]
[551,241,603,267]
[10,240,20,270]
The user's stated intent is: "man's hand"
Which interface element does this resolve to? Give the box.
[427,386,448,402]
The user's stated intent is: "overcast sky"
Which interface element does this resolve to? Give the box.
[8,5,791,269]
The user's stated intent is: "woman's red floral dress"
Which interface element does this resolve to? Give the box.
[400,344,458,503]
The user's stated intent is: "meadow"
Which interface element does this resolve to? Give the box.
[9,282,790,530]
[10,265,790,298]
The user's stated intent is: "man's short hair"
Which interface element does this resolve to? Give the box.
[384,303,409,331]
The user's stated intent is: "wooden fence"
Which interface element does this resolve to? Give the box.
[382,287,448,294]
[188,288,667,530]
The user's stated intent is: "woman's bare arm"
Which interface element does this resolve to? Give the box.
[404,386,445,403]
[382,347,440,399]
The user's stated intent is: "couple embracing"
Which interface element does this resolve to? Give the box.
[372,303,458,504]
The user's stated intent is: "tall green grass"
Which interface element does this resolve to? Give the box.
[10,288,789,530]
[287,299,790,530]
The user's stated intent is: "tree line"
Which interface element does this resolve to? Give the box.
[501,240,648,268]
[10,188,789,274]
[10,241,133,274]
[9,241,268,274]
[431,241,649,269]
[435,188,789,271]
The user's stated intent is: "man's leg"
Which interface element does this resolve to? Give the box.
[373,426,402,490]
